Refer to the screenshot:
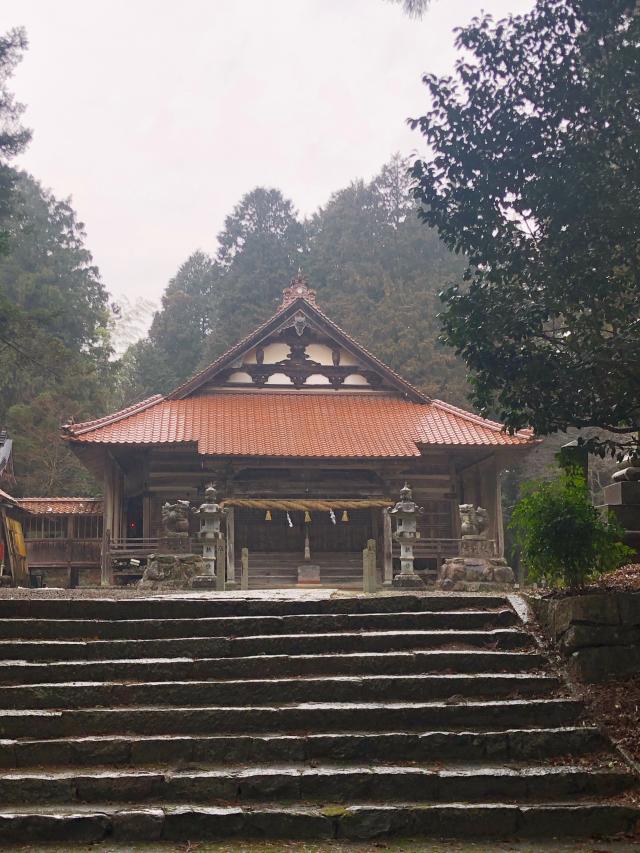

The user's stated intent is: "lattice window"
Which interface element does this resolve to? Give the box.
[418,500,453,539]
[24,516,66,540]
[76,515,103,540]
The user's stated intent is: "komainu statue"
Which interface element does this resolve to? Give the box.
[459,504,489,538]
[161,500,191,535]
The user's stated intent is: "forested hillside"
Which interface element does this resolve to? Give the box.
[122,155,469,407]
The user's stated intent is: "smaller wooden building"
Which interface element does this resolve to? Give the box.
[0,490,103,587]
[19,498,103,586]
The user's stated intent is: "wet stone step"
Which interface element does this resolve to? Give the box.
[0,674,561,710]
[0,764,631,806]
[0,649,547,685]
[0,610,520,640]
[0,628,534,661]
[0,699,584,739]
[0,594,511,621]
[0,726,610,769]
[0,802,637,843]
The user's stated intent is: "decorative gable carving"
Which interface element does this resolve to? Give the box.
[219,319,379,390]
[168,273,429,403]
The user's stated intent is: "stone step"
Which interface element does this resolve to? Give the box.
[0,764,631,806]
[0,673,560,710]
[0,649,547,685]
[0,802,637,843]
[0,726,609,769]
[0,628,534,661]
[0,594,510,620]
[0,609,519,640]
[0,699,584,739]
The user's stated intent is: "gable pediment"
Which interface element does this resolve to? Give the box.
[211,309,381,391]
[168,277,428,402]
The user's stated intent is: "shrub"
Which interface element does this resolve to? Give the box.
[509,469,633,588]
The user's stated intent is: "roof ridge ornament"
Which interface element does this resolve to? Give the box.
[280,269,317,309]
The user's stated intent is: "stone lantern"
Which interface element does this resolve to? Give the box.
[193,484,226,588]
[389,484,426,589]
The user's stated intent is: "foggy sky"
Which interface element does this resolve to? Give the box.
[5,0,533,305]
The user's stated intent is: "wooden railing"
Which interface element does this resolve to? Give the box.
[392,538,498,559]
[26,538,101,568]
[109,536,201,557]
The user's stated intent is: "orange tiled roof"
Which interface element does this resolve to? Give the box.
[16,497,103,515]
[64,392,534,457]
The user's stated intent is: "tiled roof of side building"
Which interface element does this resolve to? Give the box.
[16,498,104,515]
[62,392,535,457]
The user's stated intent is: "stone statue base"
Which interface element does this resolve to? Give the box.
[191,574,217,589]
[138,553,206,590]
[393,571,427,590]
[158,533,190,553]
[437,555,515,592]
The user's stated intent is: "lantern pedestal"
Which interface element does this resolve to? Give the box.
[393,566,427,590]
[194,484,226,590]
[389,484,427,590]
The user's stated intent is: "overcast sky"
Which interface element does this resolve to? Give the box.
[5,0,533,306]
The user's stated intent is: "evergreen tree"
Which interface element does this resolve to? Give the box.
[309,156,469,403]
[0,174,113,495]
[125,251,218,398]
[209,188,307,356]
[0,28,31,256]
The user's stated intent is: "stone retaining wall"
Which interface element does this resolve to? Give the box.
[528,591,640,682]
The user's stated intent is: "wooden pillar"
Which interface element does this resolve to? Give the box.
[226,508,237,588]
[480,456,501,557]
[382,508,393,586]
[66,516,75,589]
[142,494,151,540]
[449,459,461,540]
[100,527,111,587]
[102,457,114,587]
[495,466,505,558]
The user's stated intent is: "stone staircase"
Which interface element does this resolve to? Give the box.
[0,593,637,845]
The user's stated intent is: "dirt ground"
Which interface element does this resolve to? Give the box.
[5,842,640,853]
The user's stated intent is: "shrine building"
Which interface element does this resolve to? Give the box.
[62,274,535,588]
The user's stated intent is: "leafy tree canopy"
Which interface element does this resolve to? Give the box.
[410,0,640,457]
[0,28,31,255]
